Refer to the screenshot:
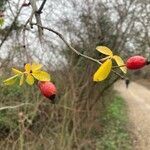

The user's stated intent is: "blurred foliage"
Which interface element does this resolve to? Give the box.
[0,0,142,149]
[0,0,7,10]
[0,72,134,149]
[0,18,4,27]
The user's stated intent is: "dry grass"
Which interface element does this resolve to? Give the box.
[0,68,106,150]
[0,67,131,150]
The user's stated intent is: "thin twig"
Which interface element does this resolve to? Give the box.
[112,70,125,79]
[31,23,101,64]
[32,23,126,80]
[0,6,23,48]
[0,103,33,111]
[112,64,126,68]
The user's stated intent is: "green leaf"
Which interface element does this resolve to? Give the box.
[113,55,127,74]
[96,46,113,56]
[32,71,50,81]
[93,59,112,82]
[26,74,34,85]
[3,75,19,85]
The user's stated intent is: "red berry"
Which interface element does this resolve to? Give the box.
[126,55,147,70]
[38,81,57,101]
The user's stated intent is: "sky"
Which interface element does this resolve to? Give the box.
[0,0,150,68]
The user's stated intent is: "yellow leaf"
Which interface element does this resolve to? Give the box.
[31,63,43,72]
[26,74,34,85]
[32,71,50,81]
[93,59,112,82]
[12,68,23,75]
[25,63,31,73]
[19,74,24,86]
[113,55,127,74]
[96,46,113,57]
[3,75,19,85]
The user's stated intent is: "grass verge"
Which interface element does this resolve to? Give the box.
[96,96,132,150]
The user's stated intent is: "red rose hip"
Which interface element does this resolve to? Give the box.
[126,55,147,70]
[38,81,57,101]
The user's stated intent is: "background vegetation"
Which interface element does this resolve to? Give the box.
[0,0,149,149]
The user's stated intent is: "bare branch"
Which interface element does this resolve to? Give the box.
[0,6,23,48]
[29,0,43,41]
[32,23,101,64]
[37,0,47,14]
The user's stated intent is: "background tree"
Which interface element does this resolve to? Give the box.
[0,0,149,149]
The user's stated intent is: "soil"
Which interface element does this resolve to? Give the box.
[114,80,150,150]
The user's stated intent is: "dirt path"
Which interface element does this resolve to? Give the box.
[114,80,150,150]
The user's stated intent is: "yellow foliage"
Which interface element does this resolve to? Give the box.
[93,46,127,82]
[93,59,112,82]
[3,63,50,86]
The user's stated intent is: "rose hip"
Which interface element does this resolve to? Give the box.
[126,55,147,70]
[38,81,57,102]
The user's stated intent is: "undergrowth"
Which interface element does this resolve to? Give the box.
[0,76,132,150]
[96,96,132,150]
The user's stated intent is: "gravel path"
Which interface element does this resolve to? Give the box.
[114,80,150,150]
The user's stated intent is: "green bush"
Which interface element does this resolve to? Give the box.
[96,96,132,150]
